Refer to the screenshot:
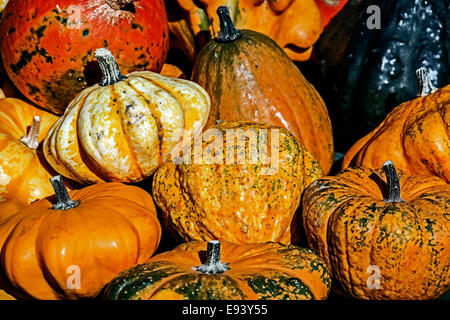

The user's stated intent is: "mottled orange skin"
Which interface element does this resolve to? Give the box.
[105,241,331,300]
[192,30,334,174]
[302,166,450,299]
[0,96,59,219]
[0,0,169,114]
[169,0,322,62]
[153,121,323,245]
[342,85,450,182]
[0,182,161,300]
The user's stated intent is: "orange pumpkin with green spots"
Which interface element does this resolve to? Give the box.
[152,120,323,245]
[0,0,169,114]
[302,161,450,299]
[104,240,331,300]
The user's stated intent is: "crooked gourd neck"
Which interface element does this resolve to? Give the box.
[382,160,404,203]
[95,48,127,86]
[20,116,41,150]
[193,240,230,274]
[216,6,243,43]
[416,67,437,97]
[50,176,79,210]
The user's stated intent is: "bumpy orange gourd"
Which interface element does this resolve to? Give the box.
[0,94,60,218]
[168,0,322,62]
[105,240,331,300]
[302,161,450,299]
[191,7,334,174]
[0,176,161,300]
[342,68,450,182]
[152,120,323,245]
[43,48,210,185]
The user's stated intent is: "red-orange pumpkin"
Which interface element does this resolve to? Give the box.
[0,0,169,114]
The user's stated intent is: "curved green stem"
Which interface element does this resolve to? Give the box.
[382,160,404,203]
[216,6,243,43]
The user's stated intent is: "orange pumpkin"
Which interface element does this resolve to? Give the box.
[105,240,331,300]
[191,7,334,174]
[0,176,161,300]
[342,69,450,182]
[302,161,450,299]
[152,120,323,245]
[168,0,322,62]
[0,94,60,218]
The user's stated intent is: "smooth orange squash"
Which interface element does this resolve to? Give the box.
[0,176,161,300]
[0,95,60,218]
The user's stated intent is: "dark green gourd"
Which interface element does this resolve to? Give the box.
[303,0,450,152]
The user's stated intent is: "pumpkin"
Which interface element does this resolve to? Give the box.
[167,0,322,62]
[0,175,161,300]
[0,0,169,114]
[191,7,334,174]
[43,48,210,184]
[152,120,323,245]
[342,68,450,183]
[0,95,61,218]
[304,0,450,152]
[104,240,331,300]
[314,0,347,29]
[302,161,450,299]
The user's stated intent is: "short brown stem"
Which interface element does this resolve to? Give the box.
[193,240,230,274]
[416,67,437,97]
[106,0,136,10]
[50,176,79,210]
[20,116,41,150]
[216,6,243,43]
[382,160,404,203]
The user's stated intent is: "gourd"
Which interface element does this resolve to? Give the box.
[305,0,450,152]
[0,0,169,114]
[43,48,210,184]
[104,240,331,300]
[152,120,323,245]
[167,0,322,62]
[302,161,450,299]
[0,176,161,299]
[192,7,334,174]
[342,68,450,182]
[0,94,61,218]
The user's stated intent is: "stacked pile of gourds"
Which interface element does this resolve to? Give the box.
[0,0,448,300]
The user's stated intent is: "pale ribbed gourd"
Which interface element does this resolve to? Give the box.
[43,48,210,184]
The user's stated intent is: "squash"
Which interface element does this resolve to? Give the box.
[305,0,450,152]
[314,0,347,29]
[160,63,187,79]
[0,95,61,218]
[342,68,450,182]
[0,289,15,300]
[152,120,323,245]
[0,0,169,114]
[43,48,210,184]
[167,0,322,62]
[302,161,450,299]
[104,240,331,300]
[191,7,334,174]
[0,176,161,300]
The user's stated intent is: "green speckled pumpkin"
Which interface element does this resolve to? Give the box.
[302,161,450,300]
[104,240,331,300]
[152,120,323,245]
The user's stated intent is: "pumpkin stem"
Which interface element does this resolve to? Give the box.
[50,175,79,210]
[416,68,437,97]
[382,160,404,203]
[95,48,127,86]
[193,240,230,274]
[216,6,243,43]
[20,116,41,150]
[106,0,136,10]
